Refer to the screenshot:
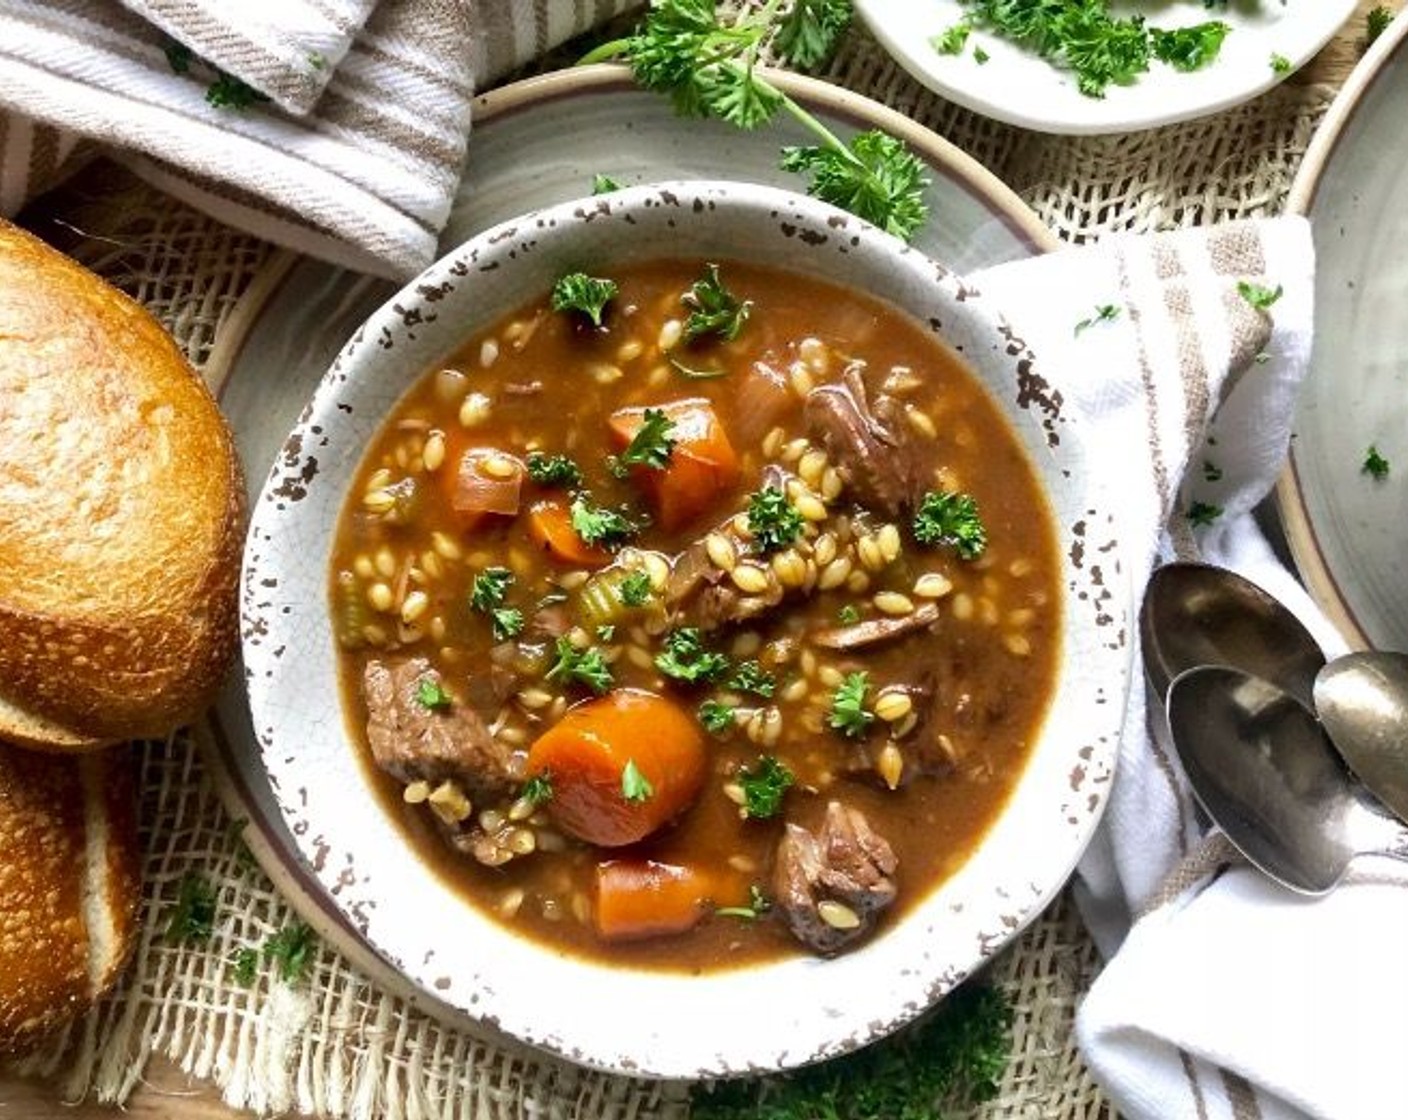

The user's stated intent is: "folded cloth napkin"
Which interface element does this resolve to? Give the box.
[977,218,1408,1120]
[0,0,639,279]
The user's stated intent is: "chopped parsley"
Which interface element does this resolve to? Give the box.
[165,873,217,944]
[1363,444,1391,480]
[618,408,678,471]
[490,608,524,641]
[545,636,615,694]
[828,671,875,739]
[618,569,653,607]
[745,486,804,553]
[1270,52,1291,74]
[521,773,554,806]
[1187,500,1223,526]
[974,44,990,63]
[230,947,259,988]
[621,759,654,803]
[913,490,987,559]
[715,884,772,921]
[932,22,972,55]
[837,603,861,625]
[582,1,926,240]
[596,624,616,641]
[526,451,583,488]
[206,72,270,110]
[1074,303,1120,335]
[656,627,731,684]
[728,660,776,698]
[736,755,794,819]
[569,494,637,548]
[682,263,752,342]
[551,272,618,327]
[264,921,317,983]
[469,567,514,611]
[1367,6,1393,50]
[1237,280,1283,310]
[592,173,623,194]
[414,677,452,710]
[698,698,737,735]
[1149,22,1230,72]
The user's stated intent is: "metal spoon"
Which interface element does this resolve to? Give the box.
[1315,652,1408,825]
[1167,664,1408,895]
[1141,562,1326,709]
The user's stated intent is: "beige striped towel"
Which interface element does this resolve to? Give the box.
[0,0,639,279]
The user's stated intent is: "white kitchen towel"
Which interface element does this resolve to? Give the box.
[979,219,1408,1120]
[0,0,639,279]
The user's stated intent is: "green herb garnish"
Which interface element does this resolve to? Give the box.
[728,660,776,698]
[526,451,584,488]
[1367,6,1393,50]
[828,671,874,739]
[551,272,618,327]
[932,22,972,55]
[1270,52,1291,74]
[1150,22,1230,72]
[736,755,794,819]
[619,408,678,471]
[746,486,804,554]
[470,567,514,611]
[545,636,615,694]
[206,72,271,110]
[491,608,524,641]
[621,759,654,803]
[715,884,772,920]
[581,1,929,240]
[415,677,452,710]
[1188,500,1223,526]
[1237,280,1283,310]
[618,569,654,607]
[263,921,316,983]
[698,698,737,735]
[1075,303,1120,335]
[656,627,731,684]
[592,173,623,194]
[973,43,991,63]
[682,263,751,342]
[165,873,217,944]
[913,490,987,559]
[231,947,259,987]
[1363,445,1391,480]
[521,772,554,806]
[837,604,861,625]
[569,494,637,548]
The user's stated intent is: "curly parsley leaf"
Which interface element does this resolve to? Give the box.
[745,485,804,554]
[165,873,217,944]
[932,22,972,55]
[736,755,794,819]
[264,921,317,983]
[913,490,987,559]
[828,671,874,739]
[1363,445,1391,480]
[526,451,584,488]
[698,698,737,735]
[570,494,638,548]
[775,0,852,68]
[415,677,452,711]
[1237,280,1283,310]
[682,263,752,342]
[545,637,615,694]
[656,627,731,684]
[780,130,929,241]
[621,758,654,803]
[1075,303,1120,335]
[1149,22,1230,72]
[231,947,259,987]
[1366,5,1393,50]
[491,608,524,641]
[618,569,654,607]
[551,272,618,327]
[521,772,554,806]
[728,660,777,698]
[470,567,514,611]
[592,173,623,194]
[1270,52,1291,74]
[619,408,678,471]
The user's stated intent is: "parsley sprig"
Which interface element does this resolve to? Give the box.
[828,671,874,739]
[736,755,794,819]
[581,0,929,240]
[551,272,618,326]
[526,451,584,488]
[656,627,731,684]
[682,263,751,342]
[618,408,678,471]
[546,636,615,694]
[570,494,638,548]
[746,485,804,553]
[469,568,525,640]
[913,490,987,560]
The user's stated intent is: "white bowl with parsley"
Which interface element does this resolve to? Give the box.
[240,179,1132,1077]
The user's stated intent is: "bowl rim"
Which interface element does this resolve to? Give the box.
[240,178,1132,1078]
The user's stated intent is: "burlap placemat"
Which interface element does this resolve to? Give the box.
[7,7,1343,1117]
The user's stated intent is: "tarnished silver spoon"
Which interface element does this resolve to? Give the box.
[1141,562,1326,709]
[1167,665,1408,895]
[1315,652,1408,826]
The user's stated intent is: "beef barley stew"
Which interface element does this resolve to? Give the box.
[330,258,1061,970]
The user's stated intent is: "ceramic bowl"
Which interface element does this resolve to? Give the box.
[241,180,1131,1077]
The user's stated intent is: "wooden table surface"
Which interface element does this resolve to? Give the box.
[0,3,1397,1116]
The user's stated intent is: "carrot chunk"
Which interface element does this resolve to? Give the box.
[608,399,738,531]
[524,689,706,846]
[594,859,716,941]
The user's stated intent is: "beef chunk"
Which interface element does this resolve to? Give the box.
[772,801,898,955]
[811,602,940,650]
[362,657,516,803]
[804,364,927,516]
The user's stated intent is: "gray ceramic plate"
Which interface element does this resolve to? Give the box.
[1278,16,1408,651]
[198,65,1059,1043]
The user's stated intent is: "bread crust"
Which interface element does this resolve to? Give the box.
[0,218,245,748]
[0,745,140,1053]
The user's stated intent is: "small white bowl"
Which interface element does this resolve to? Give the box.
[241,180,1131,1077]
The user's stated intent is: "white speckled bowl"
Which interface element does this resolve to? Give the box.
[241,180,1130,1078]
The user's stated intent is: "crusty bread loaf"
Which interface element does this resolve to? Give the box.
[0,745,140,1053]
[0,217,245,750]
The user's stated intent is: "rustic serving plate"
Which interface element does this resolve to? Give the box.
[240,179,1130,1077]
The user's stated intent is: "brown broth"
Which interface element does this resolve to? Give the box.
[331,258,1061,971]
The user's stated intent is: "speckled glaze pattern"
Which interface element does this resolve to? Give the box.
[241,180,1131,1078]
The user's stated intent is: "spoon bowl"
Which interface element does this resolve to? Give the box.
[1167,665,1408,895]
[1141,563,1326,708]
[1315,651,1408,825]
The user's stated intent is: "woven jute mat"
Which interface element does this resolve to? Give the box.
[6,7,1341,1117]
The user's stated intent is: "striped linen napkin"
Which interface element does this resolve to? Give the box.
[0,0,638,279]
[979,219,1408,1119]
